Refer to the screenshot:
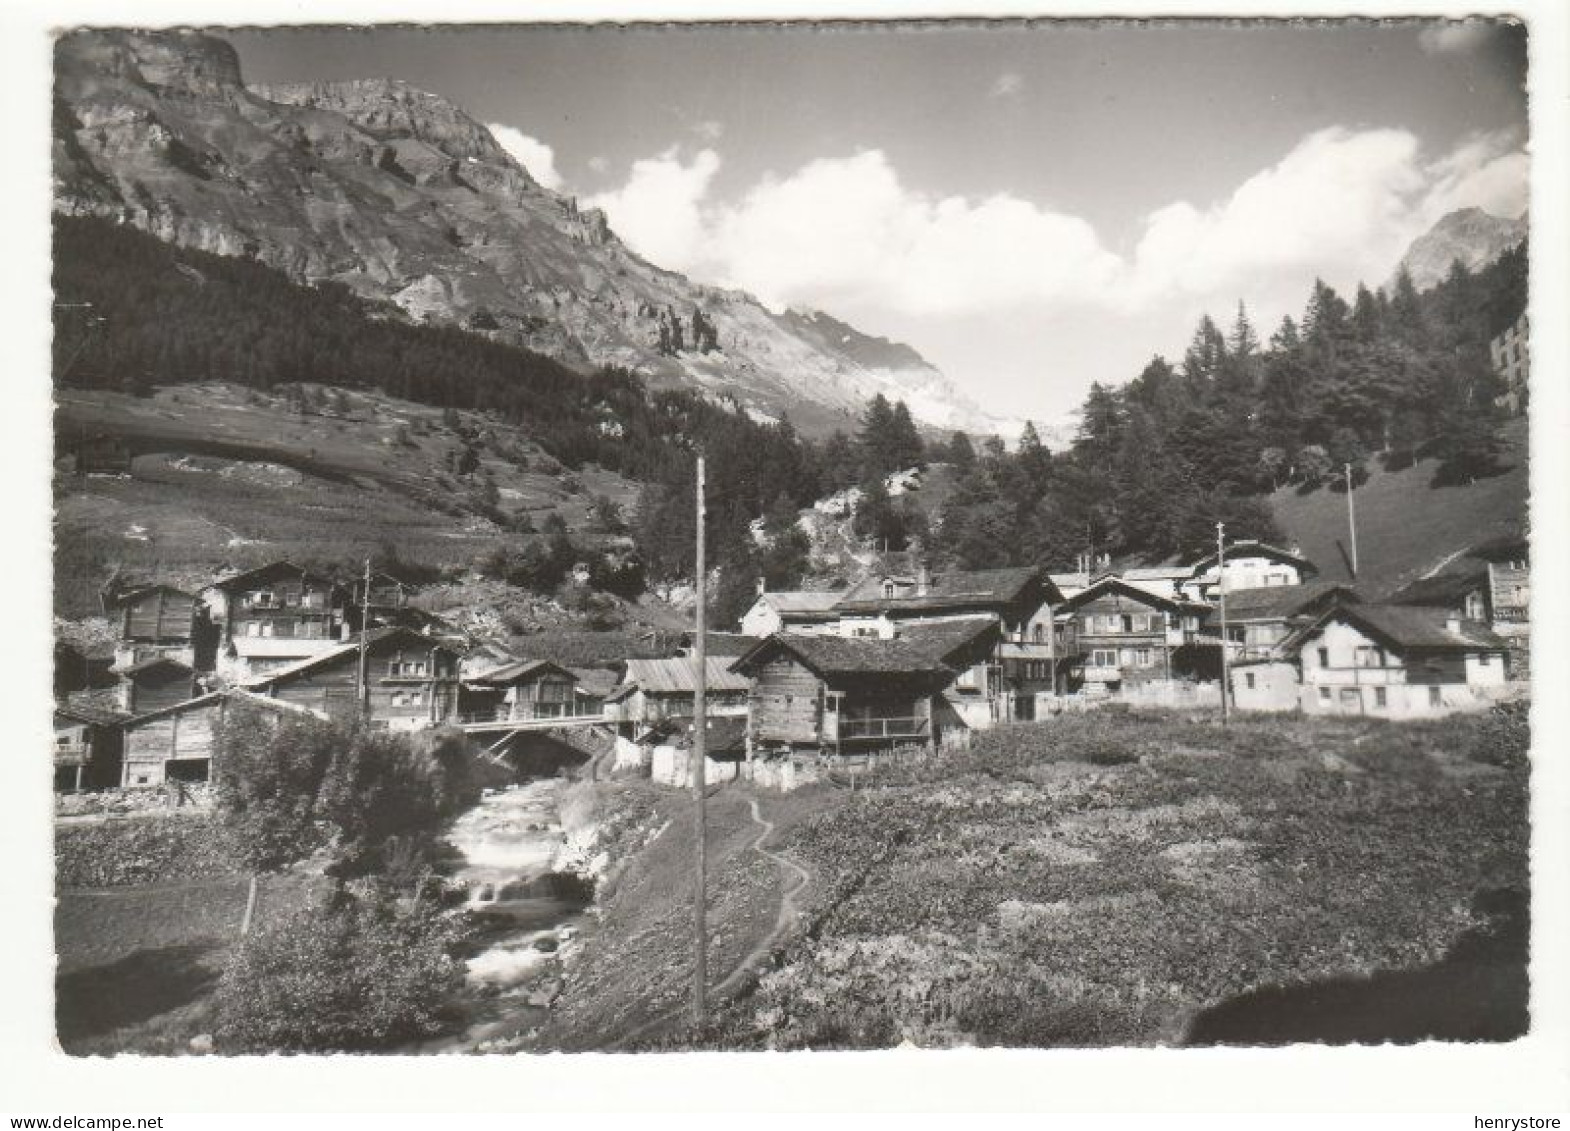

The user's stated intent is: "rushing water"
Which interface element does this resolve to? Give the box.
[433,778,594,1049]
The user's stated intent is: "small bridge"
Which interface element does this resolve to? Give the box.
[454,713,609,736]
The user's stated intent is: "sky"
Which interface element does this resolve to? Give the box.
[228,19,1529,429]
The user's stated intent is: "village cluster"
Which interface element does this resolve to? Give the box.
[53,535,1530,794]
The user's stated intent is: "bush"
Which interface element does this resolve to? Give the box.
[55,816,237,887]
[215,888,463,1052]
[1469,701,1530,770]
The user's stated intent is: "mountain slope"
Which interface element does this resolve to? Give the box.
[1268,418,1528,598]
[52,28,996,437]
[1392,207,1527,291]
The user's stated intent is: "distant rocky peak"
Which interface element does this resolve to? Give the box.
[252,79,514,169]
[1394,206,1527,291]
[57,28,244,95]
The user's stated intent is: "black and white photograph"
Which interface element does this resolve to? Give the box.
[6,0,1570,1118]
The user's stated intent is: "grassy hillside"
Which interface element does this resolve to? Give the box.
[644,705,1527,1050]
[54,383,642,617]
[1268,417,1528,597]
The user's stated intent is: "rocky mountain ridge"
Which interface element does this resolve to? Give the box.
[52,28,1001,437]
[1393,206,1527,292]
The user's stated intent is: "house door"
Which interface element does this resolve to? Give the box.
[1014,693,1035,722]
[1338,687,1363,714]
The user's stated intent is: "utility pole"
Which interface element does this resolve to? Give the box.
[356,557,371,715]
[1344,462,1360,580]
[1217,523,1231,725]
[692,455,708,1026]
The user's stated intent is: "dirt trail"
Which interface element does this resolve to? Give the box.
[711,794,810,1000]
[606,788,810,1050]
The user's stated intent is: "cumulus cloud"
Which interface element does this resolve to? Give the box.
[583,148,721,271]
[708,151,1120,315]
[1419,20,1496,55]
[587,126,1527,326]
[487,124,564,190]
[989,71,1023,98]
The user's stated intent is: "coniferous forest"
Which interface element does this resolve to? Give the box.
[54,213,1526,620]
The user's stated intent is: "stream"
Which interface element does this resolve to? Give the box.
[423,778,595,1051]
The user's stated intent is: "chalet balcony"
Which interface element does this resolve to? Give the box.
[836,715,930,741]
[54,741,90,766]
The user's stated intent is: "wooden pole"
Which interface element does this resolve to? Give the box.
[1344,462,1359,580]
[356,557,371,716]
[240,872,259,937]
[1217,523,1231,725]
[692,455,708,1026]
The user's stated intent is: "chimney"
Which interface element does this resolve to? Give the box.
[1445,615,1462,634]
[756,576,767,597]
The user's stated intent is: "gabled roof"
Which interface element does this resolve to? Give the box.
[607,657,750,701]
[753,590,843,617]
[1187,541,1317,575]
[570,667,619,699]
[204,560,340,593]
[1209,582,1360,622]
[104,583,197,609]
[468,658,578,686]
[1055,575,1203,615]
[1387,569,1489,607]
[834,566,1058,614]
[242,627,453,688]
[120,655,194,677]
[732,617,1000,679]
[122,687,325,726]
[683,631,757,656]
[1287,602,1509,656]
[55,702,129,727]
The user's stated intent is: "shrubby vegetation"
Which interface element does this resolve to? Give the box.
[208,708,480,1051]
[214,886,463,1053]
[214,706,479,879]
[683,705,1528,1050]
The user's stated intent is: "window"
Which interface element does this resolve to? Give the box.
[1121,614,1134,633]
[1092,649,1117,667]
[1478,653,1492,667]
[883,581,895,599]
[1354,646,1386,668]
[1319,687,1331,701]
[1317,647,1329,667]
[1244,673,1256,690]
[1374,687,1387,708]
[1033,624,1045,644]
[1135,648,1152,667]
[1429,686,1442,707]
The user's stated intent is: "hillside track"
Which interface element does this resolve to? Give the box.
[605,785,813,1051]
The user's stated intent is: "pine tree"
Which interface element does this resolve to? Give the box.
[946,430,977,473]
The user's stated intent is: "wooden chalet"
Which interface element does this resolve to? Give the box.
[116,656,201,716]
[1281,603,1511,719]
[53,703,126,791]
[1054,577,1212,692]
[604,657,750,733]
[243,626,461,731]
[105,584,215,672]
[738,587,843,636]
[1183,541,1318,600]
[731,617,1002,756]
[1389,537,1530,636]
[120,689,316,788]
[202,561,350,677]
[1205,582,1359,662]
[461,659,604,723]
[832,565,1062,721]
